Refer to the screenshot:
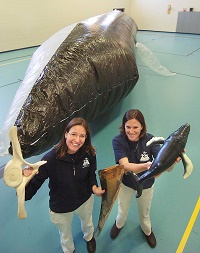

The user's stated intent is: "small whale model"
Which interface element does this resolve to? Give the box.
[132,123,193,198]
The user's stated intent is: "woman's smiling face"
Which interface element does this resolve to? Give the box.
[125,118,143,142]
[65,125,87,154]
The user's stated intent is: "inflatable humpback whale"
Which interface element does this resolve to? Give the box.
[131,123,193,198]
[0,11,139,158]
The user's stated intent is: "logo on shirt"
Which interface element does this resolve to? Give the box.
[140,151,150,162]
[82,158,90,168]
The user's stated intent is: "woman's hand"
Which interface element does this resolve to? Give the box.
[145,161,152,170]
[174,156,182,164]
[92,185,105,197]
[167,149,185,172]
[22,166,34,177]
[119,157,152,173]
[167,156,181,172]
[175,149,185,164]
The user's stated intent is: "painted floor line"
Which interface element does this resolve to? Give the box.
[0,58,31,67]
[176,197,200,253]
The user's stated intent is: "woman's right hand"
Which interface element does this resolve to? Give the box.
[145,161,152,170]
[119,157,153,173]
[22,166,34,177]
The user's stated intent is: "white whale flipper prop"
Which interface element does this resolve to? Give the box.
[3,126,47,219]
[181,152,193,179]
[146,136,165,146]
[136,42,176,76]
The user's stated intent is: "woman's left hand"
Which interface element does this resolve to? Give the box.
[92,185,105,197]
[173,149,186,165]
[174,156,182,164]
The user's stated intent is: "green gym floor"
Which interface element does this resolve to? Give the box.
[0,31,200,253]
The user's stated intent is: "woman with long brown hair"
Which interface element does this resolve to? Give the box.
[23,117,105,253]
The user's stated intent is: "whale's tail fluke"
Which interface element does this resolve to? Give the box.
[129,172,143,198]
[94,165,124,237]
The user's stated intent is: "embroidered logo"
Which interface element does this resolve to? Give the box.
[82,158,90,168]
[140,151,150,162]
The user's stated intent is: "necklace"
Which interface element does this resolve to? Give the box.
[67,153,77,176]
[130,141,139,152]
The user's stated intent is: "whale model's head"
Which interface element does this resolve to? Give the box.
[173,123,190,146]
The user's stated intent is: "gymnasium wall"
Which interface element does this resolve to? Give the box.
[1,0,130,52]
[131,0,200,32]
[1,0,200,52]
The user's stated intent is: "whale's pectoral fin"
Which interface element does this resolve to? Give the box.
[146,137,165,146]
[181,152,193,179]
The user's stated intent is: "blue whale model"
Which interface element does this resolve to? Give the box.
[132,123,193,198]
[3,11,138,158]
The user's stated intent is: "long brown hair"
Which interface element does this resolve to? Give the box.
[55,117,96,158]
[120,109,147,138]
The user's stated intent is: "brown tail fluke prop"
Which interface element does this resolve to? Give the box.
[94,165,124,237]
